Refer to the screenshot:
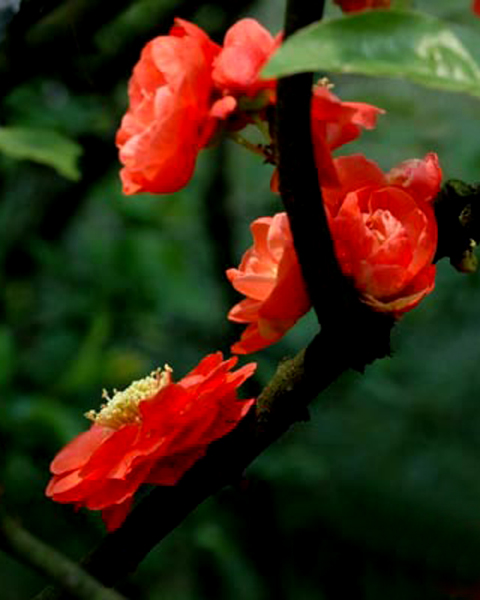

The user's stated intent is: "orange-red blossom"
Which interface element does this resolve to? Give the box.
[310,84,384,188]
[117,17,383,196]
[270,85,384,191]
[324,153,441,315]
[227,213,311,354]
[46,353,256,531]
[227,153,441,354]
[116,18,279,195]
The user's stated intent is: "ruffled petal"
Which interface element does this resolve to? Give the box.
[50,425,113,476]
[46,353,256,529]
[386,152,442,204]
[213,18,278,97]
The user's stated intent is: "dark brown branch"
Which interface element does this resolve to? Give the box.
[434,179,480,273]
[0,507,127,600]
[33,2,403,598]
[33,330,352,600]
[32,168,480,599]
[32,253,477,599]
[275,1,395,370]
[275,0,346,325]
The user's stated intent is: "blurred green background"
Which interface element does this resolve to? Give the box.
[1,1,480,598]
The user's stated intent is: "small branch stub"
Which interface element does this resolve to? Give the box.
[434,179,480,272]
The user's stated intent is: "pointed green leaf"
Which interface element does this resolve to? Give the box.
[263,10,480,98]
[0,126,82,180]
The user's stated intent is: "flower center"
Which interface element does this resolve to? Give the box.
[364,209,402,245]
[85,366,172,429]
[316,76,334,90]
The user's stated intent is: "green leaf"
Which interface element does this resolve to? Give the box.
[263,10,480,98]
[0,126,82,180]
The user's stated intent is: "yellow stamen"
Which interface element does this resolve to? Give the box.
[85,365,173,429]
[316,77,334,90]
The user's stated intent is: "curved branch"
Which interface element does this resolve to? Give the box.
[33,329,353,599]
[274,0,395,369]
[33,163,480,597]
[33,2,414,598]
[0,507,127,600]
[275,0,347,326]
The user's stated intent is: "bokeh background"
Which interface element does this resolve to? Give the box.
[1,1,480,598]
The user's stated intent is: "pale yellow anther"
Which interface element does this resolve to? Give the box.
[85,365,173,429]
[317,77,334,90]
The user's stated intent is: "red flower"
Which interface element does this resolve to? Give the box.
[46,353,256,531]
[227,213,311,354]
[208,18,281,134]
[334,0,391,13]
[323,153,441,315]
[117,18,281,196]
[213,18,280,106]
[271,85,384,191]
[116,19,221,195]
[229,154,440,354]
[117,17,383,197]
[311,85,384,187]
[473,0,480,16]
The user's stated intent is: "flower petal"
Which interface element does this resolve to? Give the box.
[227,213,311,353]
[46,353,256,530]
[213,18,279,97]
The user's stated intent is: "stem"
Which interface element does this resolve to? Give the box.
[275,0,394,368]
[276,0,349,323]
[34,330,350,598]
[252,114,272,142]
[228,132,269,159]
[0,508,127,600]
[33,2,405,598]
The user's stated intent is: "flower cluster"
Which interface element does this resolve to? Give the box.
[117,18,384,196]
[47,354,256,530]
[48,10,445,529]
[228,153,440,352]
[117,18,280,195]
